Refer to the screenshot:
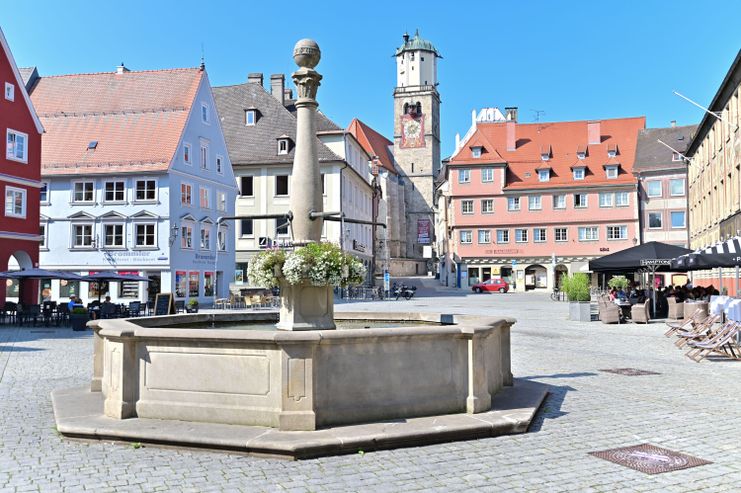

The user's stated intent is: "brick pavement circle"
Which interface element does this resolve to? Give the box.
[589,443,712,474]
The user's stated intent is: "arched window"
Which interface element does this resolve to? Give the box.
[416,102,422,115]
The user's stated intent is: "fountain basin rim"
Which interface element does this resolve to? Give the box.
[93,313,515,344]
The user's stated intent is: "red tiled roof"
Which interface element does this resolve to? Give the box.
[347,118,397,175]
[449,116,646,190]
[29,68,203,175]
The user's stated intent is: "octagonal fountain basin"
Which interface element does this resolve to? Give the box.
[88,311,513,432]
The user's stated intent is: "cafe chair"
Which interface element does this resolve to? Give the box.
[631,300,650,324]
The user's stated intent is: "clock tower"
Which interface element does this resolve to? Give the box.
[393,30,441,266]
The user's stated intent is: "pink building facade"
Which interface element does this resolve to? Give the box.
[440,115,645,291]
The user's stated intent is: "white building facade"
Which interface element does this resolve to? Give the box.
[31,66,237,306]
[214,75,373,287]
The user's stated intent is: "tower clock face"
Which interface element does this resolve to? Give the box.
[400,114,425,149]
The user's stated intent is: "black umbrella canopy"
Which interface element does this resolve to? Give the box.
[589,241,692,272]
[672,236,741,270]
[0,268,85,280]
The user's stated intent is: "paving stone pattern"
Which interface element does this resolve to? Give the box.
[2,284,741,492]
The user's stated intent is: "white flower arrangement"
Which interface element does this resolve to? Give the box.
[248,242,366,288]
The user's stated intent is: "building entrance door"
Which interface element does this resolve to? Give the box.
[147,274,161,304]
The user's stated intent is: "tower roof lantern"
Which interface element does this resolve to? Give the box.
[395,29,441,57]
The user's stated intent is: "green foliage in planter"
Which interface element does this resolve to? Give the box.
[561,273,591,302]
[71,307,88,315]
[187,298,199,307]
[247,242,366,288]
[607,275,630,290]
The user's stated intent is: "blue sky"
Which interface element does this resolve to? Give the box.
[3,0,740,157]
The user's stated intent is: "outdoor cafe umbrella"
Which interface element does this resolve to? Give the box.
[589,241,692,314]
[0,268,85,305]
[671,236,741,292]
[0,268,85,281]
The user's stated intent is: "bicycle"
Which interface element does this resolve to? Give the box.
[550,288,564,301]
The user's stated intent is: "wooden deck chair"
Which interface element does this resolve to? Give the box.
[242,296,254,310]
[673,314,720,348]
[664,309,704,337]
[685,322,741,362]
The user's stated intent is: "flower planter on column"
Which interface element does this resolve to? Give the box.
[277,282,335,331]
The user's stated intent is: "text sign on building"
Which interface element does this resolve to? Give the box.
[417,218,431,244]
[640,259,672,266]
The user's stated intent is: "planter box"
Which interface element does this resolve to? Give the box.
[569,301,592,322]
[186,307,199,313]
[70,314,89,331]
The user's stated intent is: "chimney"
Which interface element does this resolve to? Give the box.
[270,74,285,105]
[116,63,130,75]
[505,106,518,122]
[247,72,264,87]
[587,121,601,145]
[506,121,516,151]
[670,120,677,128]
[283,88,294,100]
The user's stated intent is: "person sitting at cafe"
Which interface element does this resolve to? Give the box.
[628,287,639,305]
[100,296,115,319]
[616,288,627,301]
[67,296,77,311]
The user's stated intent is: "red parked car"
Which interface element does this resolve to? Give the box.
[472,278,510,293]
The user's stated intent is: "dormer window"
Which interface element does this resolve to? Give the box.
[277,137,291,155]
[471,146,482,158]
[672,152,682,162]
[576,145,587,160]
[605,165,618,179]
[573,167,585,180]
[245,109,259,126]
[607,144,618,158]
[538,169,550,182]
[540,145,551,161]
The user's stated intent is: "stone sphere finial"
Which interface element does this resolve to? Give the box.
[293,39,321,69]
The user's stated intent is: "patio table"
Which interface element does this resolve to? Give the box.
[725,299,741,322]
[710,295,733,316]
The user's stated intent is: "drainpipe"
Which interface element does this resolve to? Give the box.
[339,161,348,250]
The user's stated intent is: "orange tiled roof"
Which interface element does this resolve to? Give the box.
[347,118,397,175]
[29,67,203,175]
[449,116,646,190]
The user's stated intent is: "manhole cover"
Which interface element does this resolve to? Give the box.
[590,443,711,474]
[30,330,55,334]
[599,368,661,376]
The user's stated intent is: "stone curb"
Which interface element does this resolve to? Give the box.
[52,379,548,460]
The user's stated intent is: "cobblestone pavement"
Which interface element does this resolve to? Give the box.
[1,286,740,492]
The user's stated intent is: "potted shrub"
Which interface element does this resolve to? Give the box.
[607,275,630,291]
[186,298,199,313]
[70,306,89,331]
[562,273,592,321]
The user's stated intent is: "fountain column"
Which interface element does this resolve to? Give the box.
[277,39,335,331]
[289,39,323,244]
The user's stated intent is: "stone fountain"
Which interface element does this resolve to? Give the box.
[51,40,546,459]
